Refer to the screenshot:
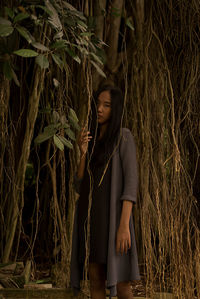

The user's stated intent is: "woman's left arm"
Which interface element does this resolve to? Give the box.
[116,200,133,254]
[116,129,138,254]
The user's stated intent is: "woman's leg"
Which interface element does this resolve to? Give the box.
[89,263,106,299]
[117,281,133,299]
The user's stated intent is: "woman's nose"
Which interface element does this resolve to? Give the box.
[97,104,102,112]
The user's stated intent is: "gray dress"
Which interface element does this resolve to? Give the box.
[71,128,140,298]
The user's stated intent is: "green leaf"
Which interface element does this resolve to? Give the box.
[95,48,106,64]
[60,115,67,124]
[91,60,106,78]
[44,124,57,130]
[77,46,88,55]
[53,31,63,39]
[32,42,49,52]
[52,111,60,123]
[125,17,134,31]
[13,49,38,57]
[90,52,103,65]
[44,124,57,134]
[65,48,81,64]
[80,32,94,37]
[75,36,88,47]
[3,61,20,86]
[0,24,14,37]
[16,25,34,43]
[64,18,76,27]
[58,136,73,149]
[63,123,70,129]
[51,53,63,70]
[0,17,11,25]
[68,108,80,130]
[45,0,62,32]
[3,61,12,80]
[68,117,80,130]
[5,7,15,19]
[63,3,86,21]
[34,131,54,144]
[69,108,79,122]
[54,123,61,129]
[65,128,76,141]
[50,40,67,49]
[53,135,64,151]
[76,20,87,30]
[14,13,29,23]
[36,54,49,69]
[11,68,20,86]
[35,278,51,284]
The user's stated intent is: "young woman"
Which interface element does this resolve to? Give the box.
[71,85,140,299]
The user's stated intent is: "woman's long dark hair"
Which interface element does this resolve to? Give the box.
[88,85,124,164]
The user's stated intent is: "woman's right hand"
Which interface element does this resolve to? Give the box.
[78,127,92,157]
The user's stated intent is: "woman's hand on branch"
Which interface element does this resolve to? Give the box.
[78,127,92,158]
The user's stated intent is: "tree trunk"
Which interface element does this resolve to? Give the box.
[92,0,107,90]
[3,66,45,262]
[106,0,124,73]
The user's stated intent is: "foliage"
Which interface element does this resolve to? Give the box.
[0,0,106,85]
[34,109,79,150]
[0,0,105,269]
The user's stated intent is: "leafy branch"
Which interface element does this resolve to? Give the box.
[34,108,80,151]
[0,0,106,85]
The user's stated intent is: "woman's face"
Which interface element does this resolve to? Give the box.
[97,91,112,125]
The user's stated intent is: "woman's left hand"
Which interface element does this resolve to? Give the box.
[116,225,131,254]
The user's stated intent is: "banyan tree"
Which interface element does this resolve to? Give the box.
[0,0,199,298]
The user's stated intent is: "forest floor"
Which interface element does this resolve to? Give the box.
[0,288,175,299]
[0,263,175,298]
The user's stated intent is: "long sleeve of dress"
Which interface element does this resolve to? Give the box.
[119,128,138,203]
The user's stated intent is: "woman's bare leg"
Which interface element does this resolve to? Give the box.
[89,263,106,299]
[117,281,133,299]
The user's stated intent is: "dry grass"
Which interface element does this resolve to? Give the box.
[123,1,200,298]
